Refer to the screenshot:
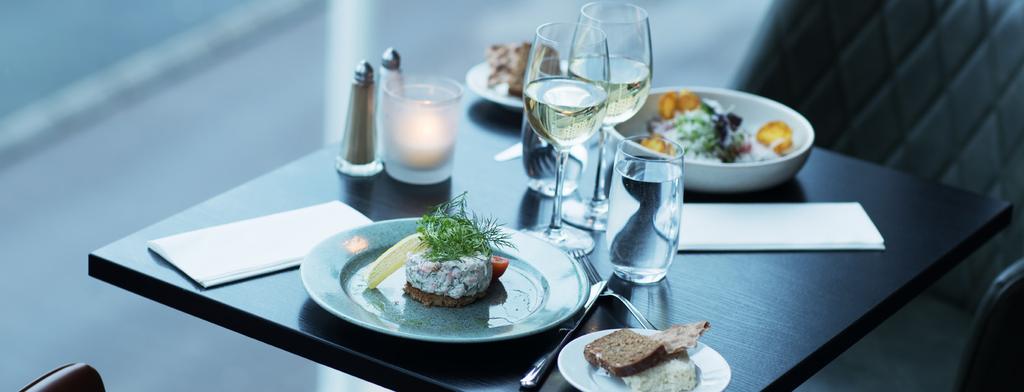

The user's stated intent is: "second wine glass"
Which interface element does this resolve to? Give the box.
[520,22,610,254]
[563,2,653,231]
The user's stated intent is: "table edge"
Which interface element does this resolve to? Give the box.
[87,253,459,392]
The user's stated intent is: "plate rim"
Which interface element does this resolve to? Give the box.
[557,328,732,392]
[300,218,590,343]
[465,62,524,109]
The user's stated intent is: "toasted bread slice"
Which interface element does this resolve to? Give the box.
[485,42,530,97]
[403,282,487,308]
[584,322,712,378]
[584,330,669,377]
[651,321,710,355]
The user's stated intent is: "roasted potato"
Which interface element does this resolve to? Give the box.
[676,89,702,112]
[756,121,793,154]
[658,91,678,119]
[640,135,676,155]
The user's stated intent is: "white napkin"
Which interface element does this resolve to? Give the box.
[678,203,884,251]
[148,201,371,288]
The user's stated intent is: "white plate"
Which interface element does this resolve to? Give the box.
[465,62,523,110]
[614,86,815,193]
[558,328,731,392]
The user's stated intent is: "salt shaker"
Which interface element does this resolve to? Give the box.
[380,47,402,97]
[336,60,383,177]
[377,48,402,141]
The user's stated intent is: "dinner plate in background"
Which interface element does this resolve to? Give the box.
[558,328,731,392]
[465,62,524,110]
[300,218,589,343]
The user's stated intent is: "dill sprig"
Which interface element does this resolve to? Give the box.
[416,192,514,262]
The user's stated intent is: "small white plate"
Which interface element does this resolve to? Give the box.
[465,62,523,110]
[558,328,731,392]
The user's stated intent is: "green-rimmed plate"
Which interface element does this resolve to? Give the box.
[300,218,589,343]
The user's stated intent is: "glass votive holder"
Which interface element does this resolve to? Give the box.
[379,75,463,185]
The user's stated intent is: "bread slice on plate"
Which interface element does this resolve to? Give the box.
[583,329,670,377]
[651,321,710,355]
[583,321,711,378]
[484,42,530,97]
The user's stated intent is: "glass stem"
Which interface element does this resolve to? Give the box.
[591,125,612,204]
[548,150,570,233]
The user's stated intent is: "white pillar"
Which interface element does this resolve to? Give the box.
[319,2,384,389]
[324,0,377,145]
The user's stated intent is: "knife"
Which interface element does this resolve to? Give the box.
[493,142,523,161]
[519,279,606,389]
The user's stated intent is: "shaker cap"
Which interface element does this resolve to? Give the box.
[353,60,374,85]
[381,48,401,70]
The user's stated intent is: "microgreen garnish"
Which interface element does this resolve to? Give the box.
[416,192,514,262]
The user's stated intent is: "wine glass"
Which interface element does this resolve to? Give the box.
[520,22,610,254]
[563,2,653,231]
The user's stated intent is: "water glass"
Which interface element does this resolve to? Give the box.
[606,135,684,283]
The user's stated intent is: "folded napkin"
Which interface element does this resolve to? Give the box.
[148,201,371,288]
[678,203,884,251]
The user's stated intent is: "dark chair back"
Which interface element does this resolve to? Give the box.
[956,258,1024,391]
[20,363,104,392]
[736,0,1024,310]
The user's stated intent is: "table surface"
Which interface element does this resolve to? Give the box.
[88,99,1011,391]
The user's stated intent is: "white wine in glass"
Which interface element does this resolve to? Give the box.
[520,22,610,254]
[563,2,653,231]
[569,56,650,125]
[524,78,608,149]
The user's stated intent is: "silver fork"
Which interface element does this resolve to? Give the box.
[576,252,656,330]
[520,250,606,389]
[520,251,656,389]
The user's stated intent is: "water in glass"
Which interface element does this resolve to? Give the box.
[606,137,684,283]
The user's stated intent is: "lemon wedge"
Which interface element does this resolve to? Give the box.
[366,233,424,289]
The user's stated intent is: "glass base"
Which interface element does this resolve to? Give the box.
[563,198,608,231]
[527,178,578,197]
[385,160,453,185]
[336,157,382,177]
[521,225,594,254]
[612,265,668,284]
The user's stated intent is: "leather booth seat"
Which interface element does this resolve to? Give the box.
[735,0,1023,389]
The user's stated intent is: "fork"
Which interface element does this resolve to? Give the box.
[520,250,607,389]
[576,252,656,330]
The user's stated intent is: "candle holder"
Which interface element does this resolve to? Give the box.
[379,75,463,185]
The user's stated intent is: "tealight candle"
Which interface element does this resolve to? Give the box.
[379,75,463,184]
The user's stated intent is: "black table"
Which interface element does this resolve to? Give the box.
[88,100,1011,391]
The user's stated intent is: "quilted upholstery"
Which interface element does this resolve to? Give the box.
[956,258,1024,391]
[737,0,1024,311]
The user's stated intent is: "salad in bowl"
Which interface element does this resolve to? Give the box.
[615,86,814,193]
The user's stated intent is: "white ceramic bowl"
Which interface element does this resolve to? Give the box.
[613,86,814,193]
